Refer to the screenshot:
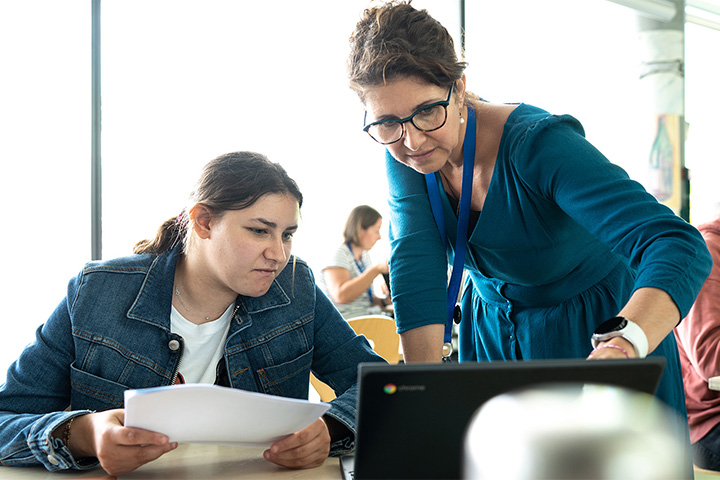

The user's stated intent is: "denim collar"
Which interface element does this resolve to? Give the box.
[126,246,180,330]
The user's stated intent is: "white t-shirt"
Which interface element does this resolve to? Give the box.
[319,244,382,319]
[170,303,233,384]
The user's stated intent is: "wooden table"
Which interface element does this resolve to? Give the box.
[0,444,342,480]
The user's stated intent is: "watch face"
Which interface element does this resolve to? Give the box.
[596,316,628,334]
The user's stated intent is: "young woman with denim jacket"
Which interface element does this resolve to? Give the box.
[0,151,384,475]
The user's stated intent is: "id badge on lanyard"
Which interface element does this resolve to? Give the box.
[424,106,476,362]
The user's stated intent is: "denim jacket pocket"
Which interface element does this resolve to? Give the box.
[69,364,129,412]
[256,348,313,398]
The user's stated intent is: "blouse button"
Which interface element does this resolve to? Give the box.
[168,339,180,351]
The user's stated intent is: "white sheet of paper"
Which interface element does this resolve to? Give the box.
[124,384,331,447]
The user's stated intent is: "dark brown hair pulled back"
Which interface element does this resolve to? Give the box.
[133,151,303,255]
[347,0,467,101]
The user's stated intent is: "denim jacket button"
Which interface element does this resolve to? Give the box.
[168,340,180,351]
[47,454,59,466]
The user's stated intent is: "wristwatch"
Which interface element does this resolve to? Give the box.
[591,316,648,358]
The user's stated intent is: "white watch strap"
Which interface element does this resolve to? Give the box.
[620,319,649,358]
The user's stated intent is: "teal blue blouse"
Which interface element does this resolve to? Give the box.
[386,103,712,414]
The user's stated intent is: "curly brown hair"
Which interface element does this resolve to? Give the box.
[347,0,467,102]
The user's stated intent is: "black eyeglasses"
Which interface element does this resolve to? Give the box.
[363,84,454,145]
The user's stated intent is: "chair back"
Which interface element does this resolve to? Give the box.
[346,315,400,364]
[310,315,400,402]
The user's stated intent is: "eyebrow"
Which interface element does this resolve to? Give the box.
[371,96,445,122]
[252,218,298,231]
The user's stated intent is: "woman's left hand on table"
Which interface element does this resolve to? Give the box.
[263,418,330,469]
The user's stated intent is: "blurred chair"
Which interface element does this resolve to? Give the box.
[311,315,400,402]
[346,314,400,363]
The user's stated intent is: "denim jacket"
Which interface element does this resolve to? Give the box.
[0,246,384,471]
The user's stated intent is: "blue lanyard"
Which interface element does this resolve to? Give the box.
[346,242,374,304]
[424,106,476,346]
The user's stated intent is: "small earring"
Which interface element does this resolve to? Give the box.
[459,116,465,125]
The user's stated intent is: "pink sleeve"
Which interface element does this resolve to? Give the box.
[676,223,720,380]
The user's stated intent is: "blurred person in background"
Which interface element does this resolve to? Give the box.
[320,205,392,319]
[675,215,720,471]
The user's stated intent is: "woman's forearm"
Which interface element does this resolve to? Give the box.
[399,324,445,362]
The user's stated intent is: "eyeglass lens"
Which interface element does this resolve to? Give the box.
[368,104,448,144]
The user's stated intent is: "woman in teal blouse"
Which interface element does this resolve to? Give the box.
[346,0,711,419]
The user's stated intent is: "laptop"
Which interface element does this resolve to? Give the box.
[342,357,666,480]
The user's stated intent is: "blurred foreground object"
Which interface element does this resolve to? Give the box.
[463,384,688,480]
